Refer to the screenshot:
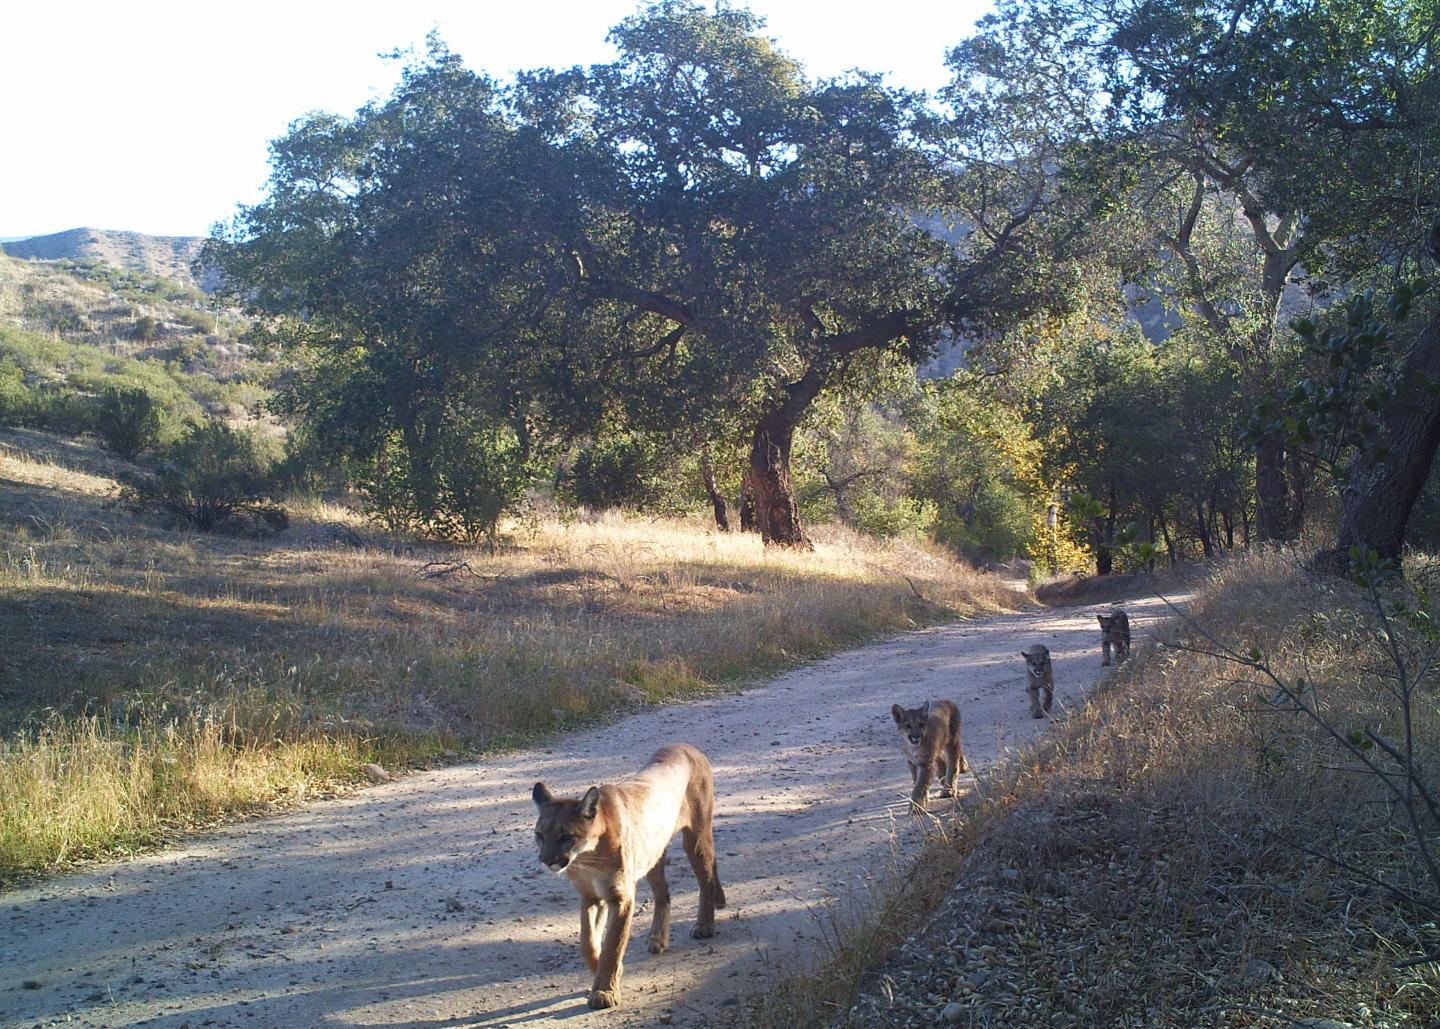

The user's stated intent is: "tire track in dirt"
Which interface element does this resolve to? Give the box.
[1,594,1178,1028]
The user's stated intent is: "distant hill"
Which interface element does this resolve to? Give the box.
[1,228,206,288]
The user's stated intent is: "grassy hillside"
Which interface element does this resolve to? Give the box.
[0,428,1018,882]
[0,252,272,435]
[1,228,205,288]
[757,554,1440,1027]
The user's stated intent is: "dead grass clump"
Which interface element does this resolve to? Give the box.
[758,550,1440,1027]
[0,432,1019,881]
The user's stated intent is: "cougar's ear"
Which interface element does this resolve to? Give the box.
[921,700,931,716]
[1019,652,1028,660]
[579,786,601,819]
[891,703,904,724]
[532,782,554,808]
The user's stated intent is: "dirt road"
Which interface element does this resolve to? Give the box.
[2,595,1175,1028]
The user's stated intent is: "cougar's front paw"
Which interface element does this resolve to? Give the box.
[690,922,715,939]
[647,935,669,954]
[588,988,622,1009]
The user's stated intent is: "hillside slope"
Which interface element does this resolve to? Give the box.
[2,227,205,288]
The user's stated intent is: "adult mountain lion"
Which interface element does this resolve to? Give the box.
[531,744,726,1009]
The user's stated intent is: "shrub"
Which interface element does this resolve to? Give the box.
[562,433,662,511]
[131,315,160,342]
[120,420,285,532]
[355,418,532,546]
[94,386,161,459]
[175,309,217,335]
[0,363,33,425]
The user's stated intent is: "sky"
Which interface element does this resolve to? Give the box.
[0,0,994,240]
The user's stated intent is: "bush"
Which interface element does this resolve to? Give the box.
[175,309,217,335]
[562,433,662,510]
[94,386,161,459]
[0,363,33,425]
[131,315,160,342]
[120,420,285,533]
[352,418,532,546]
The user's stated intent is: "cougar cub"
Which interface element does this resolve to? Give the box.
[1098,608,1131,665]
[890,699,966,810]
[1020,644,1053,718]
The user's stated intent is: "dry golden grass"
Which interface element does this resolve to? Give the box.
[755,551,1440,1027]
[0,432,1017,882]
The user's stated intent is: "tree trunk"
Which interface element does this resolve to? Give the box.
[1254,436,1291,543]
[1158,509,1177,566]
[741,361,835,548]
[1321,309,1440,569]
[1287,446,1311,539]
[699,454,730,532]
[737,484,756,533]
[1195,501,1214,559]
[746,412,810,548]
[1095,532,1114,576]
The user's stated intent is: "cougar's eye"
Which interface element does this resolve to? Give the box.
[534,831,543,841]
[559,834,574,846]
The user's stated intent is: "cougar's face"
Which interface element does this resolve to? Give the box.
[531,783,601,873]
[1097,614,1117,634]
[1021,647,1050,678]
[891,702,931,746]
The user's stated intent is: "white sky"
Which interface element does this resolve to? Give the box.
[0,0,992,239]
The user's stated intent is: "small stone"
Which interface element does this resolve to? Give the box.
[1242,957,1280,982]
[658,1013,673,1025]
[966,970,990,990]
[22,979,41,989]
[941,1001,966,1023]
[998,867,1020,883]
[1288,1021,1354,1029]
[444,897,465,912]
[361,763,392,783]
[550,709,567,722]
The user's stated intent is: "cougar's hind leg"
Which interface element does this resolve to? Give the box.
[683,825,723,935]
[942,734,961,795]
[645,856,671,954]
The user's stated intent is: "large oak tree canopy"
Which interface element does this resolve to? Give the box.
[208,2,1066,545]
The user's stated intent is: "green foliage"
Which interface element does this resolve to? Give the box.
[354,417,531,547]
[0,323,223,436]
[54,258,205,306]
[562,433,663,512]
[210,8,1079,544]
[1253,281,1431,485]
[795,396,924,540]
[910,385,1044,562]
[120,420,285,533]
[131,315,160,342]
[426,419,530,547]
[175,309,217,335]
[94,386,161,459]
